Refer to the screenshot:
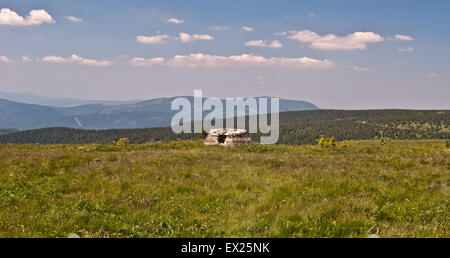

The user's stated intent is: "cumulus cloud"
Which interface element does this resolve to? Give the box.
[22,56,31,62]
[137,33,214,44]
[166,18,184,24]
[245,40,283,49]
[65,16,83,22]
[397,46,414,53]
[240,26,254,32]
[394,34,413,41]
[39,54,112,67]
[307,12,316,17]
[0,55,10,63]
[137,34,171,44]
[287,30,384,50]
[0,8,55,26]
[178,32,214,43]
[130,53,335,69]
[274,32,288,36]
[209,25,228,31]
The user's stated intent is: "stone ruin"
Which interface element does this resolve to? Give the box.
[204,129,252,146]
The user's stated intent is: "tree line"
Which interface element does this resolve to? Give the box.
[0,110,448,145]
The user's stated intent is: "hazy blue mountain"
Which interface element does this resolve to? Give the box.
[0,128,19,134]
[0,99,63,126]
[56,96,318,116]
[0,96,319,130]
[0,91,143,107]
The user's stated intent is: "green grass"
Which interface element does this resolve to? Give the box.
[0,140,448,238]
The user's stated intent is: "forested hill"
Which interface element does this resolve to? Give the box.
[0,109,448,145]
[276,109,449,145]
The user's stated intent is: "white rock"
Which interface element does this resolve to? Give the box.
[205,128,251,146]
[67,233,81,238]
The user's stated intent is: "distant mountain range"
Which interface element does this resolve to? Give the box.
[0,128,18,135]
[0,96,319,130]
[0,91,144,107]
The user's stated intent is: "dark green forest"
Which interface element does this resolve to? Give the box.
[0,109,448,145]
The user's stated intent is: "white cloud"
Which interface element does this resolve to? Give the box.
[287,30,384,50]
[394,34,413,41]
[210,25,228,31]
[137,33,214,44]
[137,34,171,44]
[166,18,185,24]
[130,53,335,69]
[22,56,31,62]
[65,16,83,22]
[240,26,254,32]
[274,32,288,36]
[307,12,316,17]
[427,73,438,78]
[39,54,112,67]
[397,46,414,53]
[353,66,371,72]
[0,55,10,63]
[245,40,283,49]
[178,32,214,43]
[0,8,55,26]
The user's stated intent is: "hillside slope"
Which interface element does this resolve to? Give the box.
[0,99,63,127]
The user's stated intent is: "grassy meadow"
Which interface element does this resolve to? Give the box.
[0,139,448,238]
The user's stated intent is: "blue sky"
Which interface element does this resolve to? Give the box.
[0,0,449,109]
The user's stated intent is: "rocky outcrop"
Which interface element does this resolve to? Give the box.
[204,129,252,146]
